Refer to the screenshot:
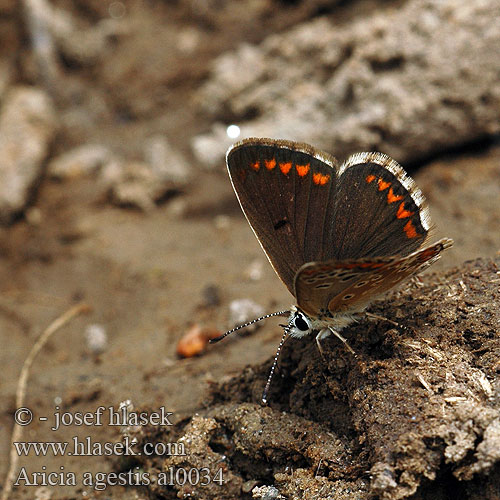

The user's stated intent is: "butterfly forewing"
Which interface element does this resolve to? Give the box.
[329,153,430,260]
[227,138,340,294]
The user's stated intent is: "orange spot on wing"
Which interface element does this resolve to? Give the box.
[387,187,403,203]
[378,179,391,191]
[313,173,330,185]
[366,174,376,183]
[301,269,315,276]
[265,158,276,170]
[418,248,437,260]
[396,202,414,219]
[404,220,419,238]
[279,162,292,175]
[339,262,384,269]
[296,163,310,177]
[360,262,385,269]
[251,161,260,171]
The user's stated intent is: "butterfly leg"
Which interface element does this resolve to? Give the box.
[315,330,327,358]
[328,328,355,354]
[365,311,401,328]
[315,328,356,356]
[365,312,413,335]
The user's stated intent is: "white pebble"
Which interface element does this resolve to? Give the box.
[85,324,108,354]
[229,299,265,333]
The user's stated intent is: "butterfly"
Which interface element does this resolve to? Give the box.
[211,138,453,403]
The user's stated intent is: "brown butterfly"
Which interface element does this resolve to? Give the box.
[211,138,453,403]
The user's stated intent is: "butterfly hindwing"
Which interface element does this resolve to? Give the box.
[294,255,397,317]
[327,238,452,313]
[295,239,452,317]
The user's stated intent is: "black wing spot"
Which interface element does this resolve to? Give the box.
[274,219,289,231]
[340,274,357,282]
[354,281,367,288]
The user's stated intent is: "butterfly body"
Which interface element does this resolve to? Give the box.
[286,305,355,339]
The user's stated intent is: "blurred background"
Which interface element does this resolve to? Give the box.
[0,0,499,497]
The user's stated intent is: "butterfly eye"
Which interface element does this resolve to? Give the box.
[294,314,310,332]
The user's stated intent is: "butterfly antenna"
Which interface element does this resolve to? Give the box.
[261,325,290,405]
[209,310,290,344]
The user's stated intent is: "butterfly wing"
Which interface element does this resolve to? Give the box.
[228,139,440,302]
[227,138,340,294]
[327,152,431,260]
[295,238,453,317]
[294,255,397,317]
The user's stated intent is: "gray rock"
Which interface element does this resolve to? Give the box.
[100,160,159,212]
[98,136,191,211]
[24,0,128,68]
[0,86,56,223]
[143,135,191,186]
[252,485,285,500]
[47,144,113,179]
[193,0,500,167]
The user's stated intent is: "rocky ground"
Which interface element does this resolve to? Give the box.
[0,1,499,499]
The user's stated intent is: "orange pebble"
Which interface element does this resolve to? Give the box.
[176,324,221,358]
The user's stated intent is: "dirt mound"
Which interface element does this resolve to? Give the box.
[129,257,500,499]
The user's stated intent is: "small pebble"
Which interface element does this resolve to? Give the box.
[143,135,191,186]
[47,144,112,179]
[166,197,187,218]
[252,485,284,499]
[34,486,52,500]
[242,479,260,493]
[177,324,221,358]
[177,27,200,54]
[85,324,108,354]
[229,299,265,334]
[245,259,264,281]
[214,214,230,229]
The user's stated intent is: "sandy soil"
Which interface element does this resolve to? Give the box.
[0,1,499,499]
